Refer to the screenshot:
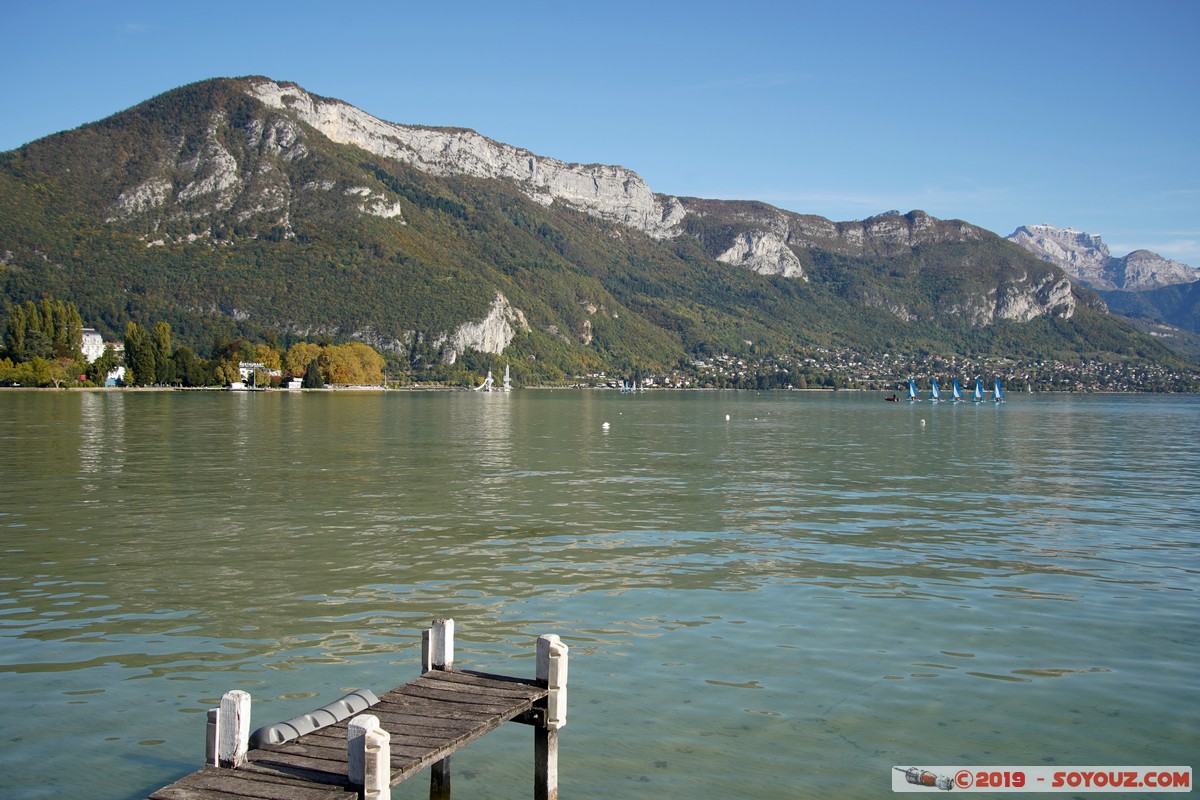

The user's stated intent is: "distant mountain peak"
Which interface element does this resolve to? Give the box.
[1007,223,1196,291]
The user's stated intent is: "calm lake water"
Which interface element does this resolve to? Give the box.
[1,389,1197,798]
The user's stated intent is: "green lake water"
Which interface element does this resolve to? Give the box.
[1,390,1197,798]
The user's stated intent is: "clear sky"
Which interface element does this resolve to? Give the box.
[3,0,1198,264]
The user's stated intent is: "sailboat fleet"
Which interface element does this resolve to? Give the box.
[904,376,1006,403]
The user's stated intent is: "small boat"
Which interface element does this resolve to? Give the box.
[885,393,900,402]
[973,378,985,403]
[930,378,941,402]
[907,378,919,401]
[993,378,1006,403]
[950,378,964,402]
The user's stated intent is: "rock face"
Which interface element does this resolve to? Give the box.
[994,271,1076,323]
[1112,250,1199,291]
[1008,224,1198,290]
[105,111,316,237]
[247,78,685,239]
[717,231,806,279]
[439,292,531,364]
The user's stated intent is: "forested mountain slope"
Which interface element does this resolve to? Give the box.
[0,76,1188,381]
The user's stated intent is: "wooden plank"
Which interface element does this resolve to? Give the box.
[419,669,548,695]
[284,727,458,753]
[389,684,527,713]
[370,697,504,723]
[148,766,350,800]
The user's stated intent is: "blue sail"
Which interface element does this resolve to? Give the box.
[951,379,963,401]
[930,378,941,401]
[993,378,1005,402]
[908,378,919,401]
[973,378,984,402]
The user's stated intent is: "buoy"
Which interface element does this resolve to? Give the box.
[602,422,610,430]
[725,414,730,421]
[920,419,926,427]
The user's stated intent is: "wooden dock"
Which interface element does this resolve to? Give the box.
[148,619,568,800]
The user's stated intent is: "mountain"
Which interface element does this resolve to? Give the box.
[0,76,1190,382]
[1007,223,1200,338]
[1007,223,1198,291]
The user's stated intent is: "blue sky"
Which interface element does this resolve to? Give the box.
[3,0,1198,264]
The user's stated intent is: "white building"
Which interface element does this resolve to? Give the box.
[81,328,105,363]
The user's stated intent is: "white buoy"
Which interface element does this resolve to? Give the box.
[920,419,926,427]
[725,414,730,421]
[602,421,610,430]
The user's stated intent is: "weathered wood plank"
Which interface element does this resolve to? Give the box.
[415,670,547,696]
[148,766,350,800]
[389,684,528,713]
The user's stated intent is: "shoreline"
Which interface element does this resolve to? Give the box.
[0,385,1192,396]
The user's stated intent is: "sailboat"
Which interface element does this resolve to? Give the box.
[993,378,1006,403]
[907,378,919,401]
[951,378,964,402]
[973,378,985,403]
[930,378,942,402]
[502,364,512,391]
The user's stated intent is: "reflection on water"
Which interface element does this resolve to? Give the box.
[0,391,1197,799]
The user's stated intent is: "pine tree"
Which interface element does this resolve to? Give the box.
[302,358,324,388]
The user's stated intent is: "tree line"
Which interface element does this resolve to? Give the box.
[2,296,388,388]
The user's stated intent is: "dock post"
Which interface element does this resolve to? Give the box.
[425,618,454,797]
[349,714,391,800]
[205,708,218,766]
[535,634,569,800]
[214,689,251,768]
[430,618,454,670]
[430,756,451,800]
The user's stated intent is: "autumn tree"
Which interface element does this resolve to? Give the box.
[285,342,323,376]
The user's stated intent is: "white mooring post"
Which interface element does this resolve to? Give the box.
[535,634,569,800]
[430,618,454,670]
[537,634,568,729]
[211,689,251,768]
[349,714,391,800]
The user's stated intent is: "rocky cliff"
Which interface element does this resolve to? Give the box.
[247,79,686,239]
[1008,223,1198,291]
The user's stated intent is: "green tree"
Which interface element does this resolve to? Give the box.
[301,358,324,388]
[124,322,156,386]
[152,322,174,384]
[21,329,55,361]
[4,304,27,360]
[172,346,211,386]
